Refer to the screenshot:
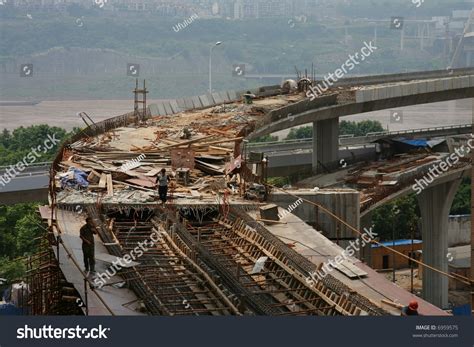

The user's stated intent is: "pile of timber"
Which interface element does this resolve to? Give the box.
[55,98,278,202]
[56,128,245,201]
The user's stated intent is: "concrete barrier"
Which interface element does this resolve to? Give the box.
[177,98,186,110]
[156,103,167,115]
[355,75,474,103]
[227,90,238,101]
[184,98,194,109]
[149,104,159,116]
[191,96,203,109]
[169,100,181,114]
[334,67,474,88]
[220,91,231,102]
[199,95,212,107]
[211,92,224,104]
[163,102,173,115]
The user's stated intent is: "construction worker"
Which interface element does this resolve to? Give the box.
[156,168,171,204]
[80,217,97,274]
[401,300,419,316]
[243,91,256,104]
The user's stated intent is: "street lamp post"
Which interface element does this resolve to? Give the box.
[209,41,222,93]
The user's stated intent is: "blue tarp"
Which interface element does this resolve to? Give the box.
[60,168,89,189]
[0,303,23,315]
[452,304,471,316]
[393,138,430,147]
[372,239,422,248]
[392,138,446,148]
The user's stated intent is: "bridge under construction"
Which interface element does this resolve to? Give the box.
[28,68,473,316]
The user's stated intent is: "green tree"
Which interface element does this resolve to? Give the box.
[0,125,73,166]
[0,203,43,283]
[285,120,385,140]
[0,203,43,259]
[339,120,385,137]
[450,177,471,215]
[372,195,419,242]
[250,134,278,143]
[0,257,25,283]
[286,126,313,140]
[16,213,44,256]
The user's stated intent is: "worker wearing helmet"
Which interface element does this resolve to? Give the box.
[401,300,419,316]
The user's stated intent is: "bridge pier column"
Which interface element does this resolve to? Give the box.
[417,179,461,309]
[312,118,339,173]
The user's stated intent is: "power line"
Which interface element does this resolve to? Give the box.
[266,183,471,286]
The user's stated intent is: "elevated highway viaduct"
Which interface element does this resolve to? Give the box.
[245,67,474,309]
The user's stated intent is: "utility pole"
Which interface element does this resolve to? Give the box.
[209,41,223,93]
[374,25,378,46]
[400,25,405,51]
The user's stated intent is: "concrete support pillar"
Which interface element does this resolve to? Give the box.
[269,190,359,251]
[400,26,405,51]
[312,118,339,173]
[417,179,461,309]
[312,121,318,172]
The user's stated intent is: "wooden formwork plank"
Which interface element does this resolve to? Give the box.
[106,174,113,197]
[98,173,107,188]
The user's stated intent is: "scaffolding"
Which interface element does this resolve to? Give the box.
[133,79,148,123]
[25,230,83,315]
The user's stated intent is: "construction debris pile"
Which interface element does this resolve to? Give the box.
[53,98,295,207]
[344,152,470,211]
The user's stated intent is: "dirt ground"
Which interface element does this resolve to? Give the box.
[384,268,423,295]
[384,268,471,308]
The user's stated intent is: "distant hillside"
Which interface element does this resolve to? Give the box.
[0,14,454,99]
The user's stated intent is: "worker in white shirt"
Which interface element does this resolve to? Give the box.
[156,168,171,204]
